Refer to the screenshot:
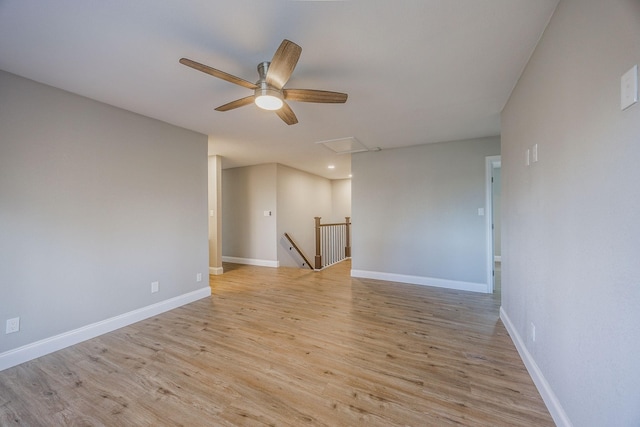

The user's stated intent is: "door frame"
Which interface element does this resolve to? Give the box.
[485,156,501,293]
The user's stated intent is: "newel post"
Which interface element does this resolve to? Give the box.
[345,216,351,258]
[314,217,322,269]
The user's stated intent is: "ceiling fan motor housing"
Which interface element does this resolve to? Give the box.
[254,61,284,110]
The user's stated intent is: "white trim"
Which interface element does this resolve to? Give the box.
[500,307,574,427]
[494,255,502,262]
[0,287,211,372]
[221,256,279,268]
[209,266,224,275]
[485,156,501,294]
[351,269,488,293]
[316,257,351,271]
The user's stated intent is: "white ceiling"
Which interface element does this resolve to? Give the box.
[0,0,558,179]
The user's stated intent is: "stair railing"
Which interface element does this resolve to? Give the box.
[284,232,314,270]
[314,217,351,270]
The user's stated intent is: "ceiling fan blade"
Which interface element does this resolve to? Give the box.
[275,101,298,125]
[179,58,257,90]
[215,96,255,112]
[284,89,348,104]
[266,40,302,90]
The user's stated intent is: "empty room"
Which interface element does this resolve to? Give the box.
[1,1,639,426]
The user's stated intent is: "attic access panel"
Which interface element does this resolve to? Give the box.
[316,137,369,155]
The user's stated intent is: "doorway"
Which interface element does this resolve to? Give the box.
[485,156,501,293]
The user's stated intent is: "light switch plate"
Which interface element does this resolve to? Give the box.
[621,65,638,110]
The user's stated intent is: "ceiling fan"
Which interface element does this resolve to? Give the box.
[179,39,348,125]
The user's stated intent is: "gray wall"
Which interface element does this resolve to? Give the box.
[330,178,352,223]
[221,164,349,268]
[501,0,640,425]
[276,165,332,268]
[351,136,500,287]
[222,164,278,263]
[0,70,209,354]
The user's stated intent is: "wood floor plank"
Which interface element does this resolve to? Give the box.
[0,260,553,426]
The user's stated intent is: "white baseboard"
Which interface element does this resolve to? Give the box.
[0,286,211,372]
[500,307,573,427]
[351,269,489,293]
[222,256,279,268]
[209,266,224,275]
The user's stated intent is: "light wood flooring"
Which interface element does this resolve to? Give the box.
[0,260,553,426]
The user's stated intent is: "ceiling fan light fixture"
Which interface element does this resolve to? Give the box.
[255,87,283,110]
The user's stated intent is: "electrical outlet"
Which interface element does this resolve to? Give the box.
[196,273,203,282]
[151,281,159,293]
[6,317,20,334]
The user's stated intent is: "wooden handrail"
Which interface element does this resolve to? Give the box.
[284,233,314,270]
